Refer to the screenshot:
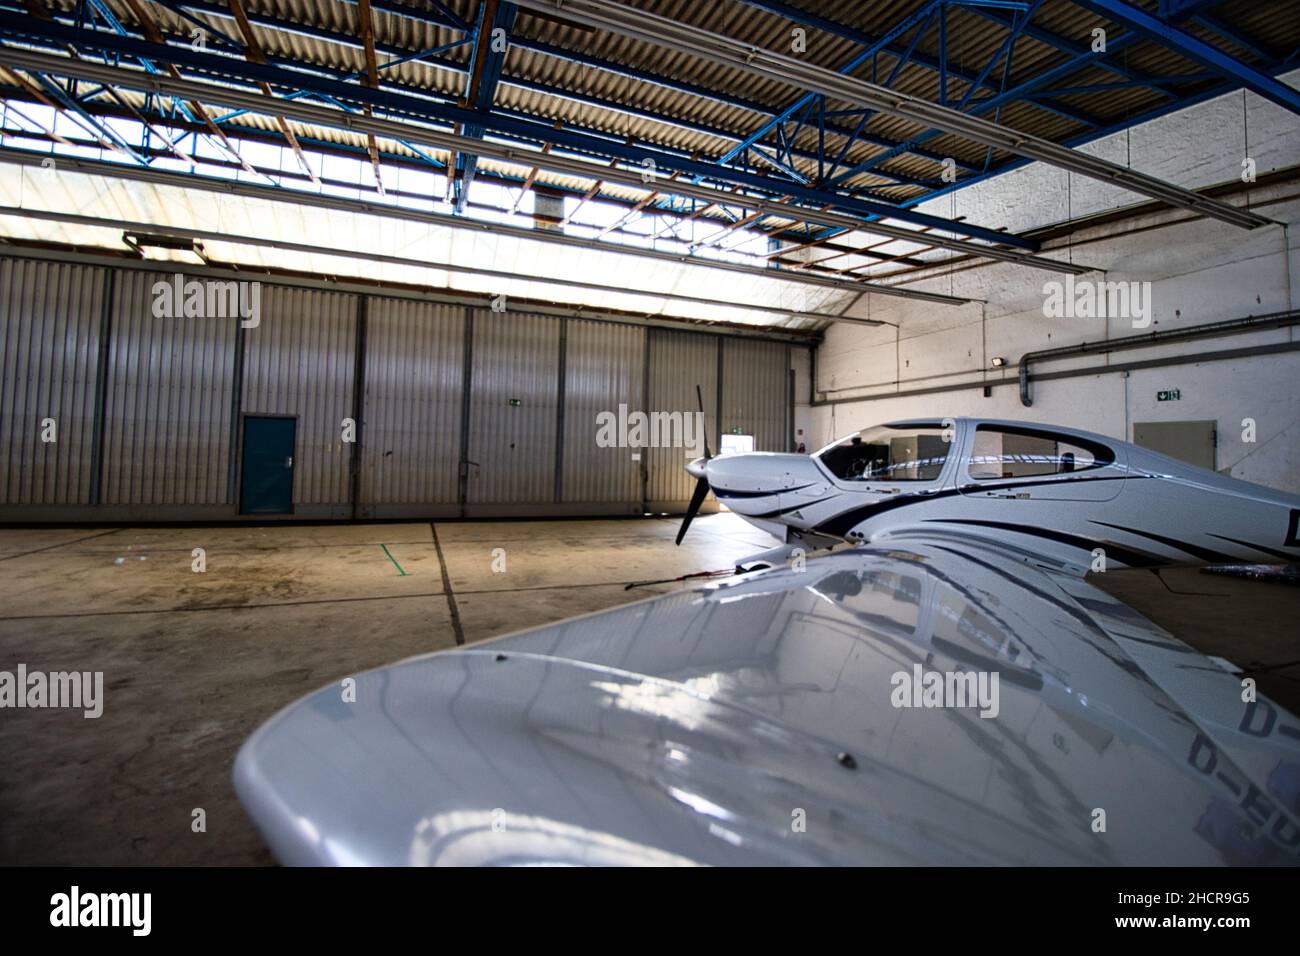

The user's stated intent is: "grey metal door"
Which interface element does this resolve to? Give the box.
[1132,420,1216,470]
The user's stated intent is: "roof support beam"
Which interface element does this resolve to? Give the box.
[512,0,1270,230]
[351,0,471,34]
[963,4,1186,97]
[0,148,965,307]
[717,3,936,170]
[736,0,1099,127]
[146,0,984,179]
[842,26,1155,183]
[24,0,948,190]
[117,0,264,179]
[0,100,912,271]
[0,46,1093,271]
[1185,13,1276,65]
[509,34,981,178]
[0,204,950,317]
[1073,0,1300,117]
[20,1,871,185]
[21,69,150,163]
[455,0,516,212]
[0,21,1045,250]
[224,0,318,183]
[355,0,385,193]
[1,65,119,154]
[0,3,933,192]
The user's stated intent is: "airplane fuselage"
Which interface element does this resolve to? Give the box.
[696,418,1300,573]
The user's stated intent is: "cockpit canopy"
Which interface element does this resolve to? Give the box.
[816,421,1117,483]
[968,424,1113,479]
[817,425,950,482]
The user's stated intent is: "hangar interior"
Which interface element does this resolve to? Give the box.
[0,0,1298,865]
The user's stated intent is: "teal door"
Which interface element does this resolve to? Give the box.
[240,416,296,514]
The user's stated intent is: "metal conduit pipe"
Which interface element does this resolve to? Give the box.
[1019,309,1300,405]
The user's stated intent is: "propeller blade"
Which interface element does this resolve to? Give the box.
[675,474,711,546]
[695,384,712,460]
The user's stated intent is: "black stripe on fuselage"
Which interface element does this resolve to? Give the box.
[752,497,837,519]
[811,473,1138,538]
[1207,534,1300,562]
[713,482,814,500]
[928,519,1167,569]
[1090,521,1239,564]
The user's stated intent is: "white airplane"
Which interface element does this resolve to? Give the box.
[234,417,1300,866]
[681,417,1300,576]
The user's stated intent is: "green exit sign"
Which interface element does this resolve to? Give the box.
[508,398,522,407]
[1157,389,1181,402]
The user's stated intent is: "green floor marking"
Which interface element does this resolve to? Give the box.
[381,543,411,576]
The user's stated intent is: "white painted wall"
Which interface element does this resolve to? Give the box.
[803,72,1300,493]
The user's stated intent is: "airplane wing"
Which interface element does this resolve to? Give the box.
[234,532,1300,866]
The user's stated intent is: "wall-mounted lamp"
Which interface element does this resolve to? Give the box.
[122,231,207,265]
[990,356,1007,367]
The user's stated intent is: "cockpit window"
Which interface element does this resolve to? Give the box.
[968,425,1113,480]
[818,425,950,482]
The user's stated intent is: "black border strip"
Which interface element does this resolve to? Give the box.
[930,519,1167,568]
[1208,533,1299,562]
[88,268,114,506]
[1091,521,1237,564]
[812,474,1138,538]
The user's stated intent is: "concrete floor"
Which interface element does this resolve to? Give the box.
[0,514,774,865]
[1089,565,1300,715]
[0,516,1296,865]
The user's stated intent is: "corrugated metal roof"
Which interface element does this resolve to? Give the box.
[30,0,1291,205]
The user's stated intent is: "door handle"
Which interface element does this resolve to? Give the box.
[284,456,293,468]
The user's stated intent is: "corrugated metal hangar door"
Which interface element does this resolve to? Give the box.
[102,269,238,518]
[358,298,465,518]
[722,337,790,454]
[562,319,644,514]
[240,287,358,518]
[465,310,561,516]
[644,330,790,514]
[0,259,105,513]
[645,328,719,514]
[0,253,796,523]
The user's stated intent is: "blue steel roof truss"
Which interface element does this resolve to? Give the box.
[0,0,1294,276]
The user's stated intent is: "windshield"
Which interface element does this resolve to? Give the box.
[817,425,950,482]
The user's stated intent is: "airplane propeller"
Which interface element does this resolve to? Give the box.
[675,384,712,546]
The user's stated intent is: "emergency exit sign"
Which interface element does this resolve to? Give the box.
[1157,389,1181,402]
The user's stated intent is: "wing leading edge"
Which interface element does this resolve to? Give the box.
[234,535,1300,866]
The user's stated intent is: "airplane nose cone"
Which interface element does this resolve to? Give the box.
[685,457,707,480]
